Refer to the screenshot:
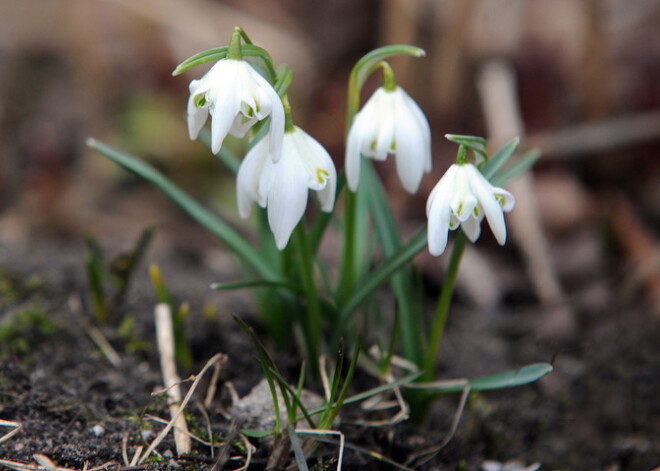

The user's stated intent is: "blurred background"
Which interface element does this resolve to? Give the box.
[1,0,660,467]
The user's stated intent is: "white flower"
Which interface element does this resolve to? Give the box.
[346,86,431,194]
[187,59,285,162]
[426,163,515,256]
[237,126,337,249]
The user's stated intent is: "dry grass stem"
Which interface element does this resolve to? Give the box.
[139,352,226,464]
[204,354,227,409]
[0,419,22,445]
[405,384,471,467]
[154,302,191,456]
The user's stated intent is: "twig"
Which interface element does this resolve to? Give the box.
[154,303,191,456]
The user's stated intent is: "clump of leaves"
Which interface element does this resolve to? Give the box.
[85,224,156,324]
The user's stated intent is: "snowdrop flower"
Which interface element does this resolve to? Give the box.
[237,126,337,249]
[426,163,515,256]
[346,86,431,194]
[187,59,285,162]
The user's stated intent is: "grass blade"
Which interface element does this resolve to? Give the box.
[335,228,427,340]
[481,137,520,179]
[87,138,279,281]
[491,148,541,186]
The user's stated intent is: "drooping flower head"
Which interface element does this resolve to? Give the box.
[426,159,515,256]
[187,58,285,162]
[346,76,431,194]
[237,126,337,249]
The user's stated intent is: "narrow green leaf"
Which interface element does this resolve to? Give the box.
[469,363,553,391]
[335,228,427,340]
[87,138,279,281]
[113,224,156,295]
[210,279,302,293]
[491,148,541,187]
[408,363,553,395]
[287,426,309,471]
[274,65,294,97]
[241,429,276,438]
[322,339,360,429]
[363,163,423,366]
[233,315,283,433]
[304,371,423,417]
[172,47,228,76]
[266,366,317,429]
[482,137,520,180]
[444,134,488,149]
[172,44,278,81]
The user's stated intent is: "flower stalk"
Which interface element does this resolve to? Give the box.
[422,231,467,381]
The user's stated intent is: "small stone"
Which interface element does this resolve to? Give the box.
[91,424,104,437]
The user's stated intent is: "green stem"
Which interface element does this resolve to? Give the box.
[422,231,467,381]
[339,189,358,304]
[333,227,428,347]
[294,223,322,369]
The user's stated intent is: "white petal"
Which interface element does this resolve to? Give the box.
[392,102,427,193]
[427,197,452,256]
[187,92,209,140]
[236,137,270,218]
[466,164,507,245]
[398,88,432,172]
[426,164,457,216]
[345,116,366,192]
[207,77,242,154]
[460,214,482,242]
[257,75,285,163]
[495,188,516,212]
[292,127,337,212]
[449,165,478,222]
[265,146,310,249]
[426,167,457,256]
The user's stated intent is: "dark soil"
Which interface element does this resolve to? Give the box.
[1,196,659,471]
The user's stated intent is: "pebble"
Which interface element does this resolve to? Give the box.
[91,424,104,437]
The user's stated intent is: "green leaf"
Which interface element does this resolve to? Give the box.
[304,371,423,417]
[481,137,520,180]
[274,65,294,97]
[241,429,277,438]
[363,163,423,366]
[287,426,309,471]
[470,363,553,391]
[172,47,228,76]
[112,224,156,295]
[233,315,284,433]
[444,134,487,149]
[86,138,279,281]
[172,44,278,82]
[409,363,553,394]
[491,148,541,186]
[444,134,488,164]
[210,279,302,293]
[335,228,427,340]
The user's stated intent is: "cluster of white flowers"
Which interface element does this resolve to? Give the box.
[187,56,515,254]
[188,58,336,249]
